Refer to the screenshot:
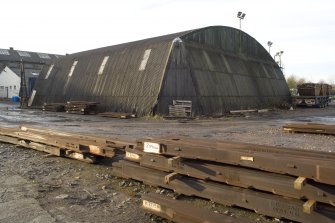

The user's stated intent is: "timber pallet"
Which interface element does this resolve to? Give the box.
[283,123,335,136]
[142,193,253,223]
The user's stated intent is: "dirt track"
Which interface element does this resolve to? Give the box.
[0,101,334,222]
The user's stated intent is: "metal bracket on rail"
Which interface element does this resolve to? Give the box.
[303,200,316,214]
[164,172,179,184]
[294,176,306,190]
[167,156,182,168]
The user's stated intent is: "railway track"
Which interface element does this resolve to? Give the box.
[0,125,334,223]
[283,123,335,136]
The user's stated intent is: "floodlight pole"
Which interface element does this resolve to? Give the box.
[237,11,246,30]
[274,51,284,70]
[267,41,273,54]
[237,11,246,53]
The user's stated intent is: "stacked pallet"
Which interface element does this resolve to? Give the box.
[42,103,66,112]
[98,112,136,119]
[0,125,134,163]
[65,101,99,114]
[283,123,335,136]
[113,137,335,223]
[168,100,192,117]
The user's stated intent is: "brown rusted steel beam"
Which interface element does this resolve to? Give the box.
[19,125,135,150]
[112,160,335,223]
[0,134,97,163]
[283,123,335,136]
[142,193,253,223]
[136,137,335,185]
[0,126,121,158]
[125,148,335,206]
[142,136,335,159]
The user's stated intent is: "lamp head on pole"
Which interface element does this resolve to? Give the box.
[237,11,246,19]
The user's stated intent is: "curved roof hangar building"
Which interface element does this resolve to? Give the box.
[32,26,290,116]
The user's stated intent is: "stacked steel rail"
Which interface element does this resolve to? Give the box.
[0,126,133,163]
[0,126,335,222]
[141,193,253,223]
[283,123,335,136]
[113,136,335,223]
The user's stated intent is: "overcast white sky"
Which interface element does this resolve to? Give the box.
[1,0,334,82]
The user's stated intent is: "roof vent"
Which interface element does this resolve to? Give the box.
[9,47,14,50]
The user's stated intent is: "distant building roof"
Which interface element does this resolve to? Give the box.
[0,48,62,64]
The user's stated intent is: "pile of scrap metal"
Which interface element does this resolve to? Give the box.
[0,125,133,163]
[283,123,335,136]
[115,137,335,223]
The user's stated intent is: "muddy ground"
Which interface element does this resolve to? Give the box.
[0,101,334,223]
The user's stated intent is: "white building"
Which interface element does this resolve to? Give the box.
[0,65,20,98]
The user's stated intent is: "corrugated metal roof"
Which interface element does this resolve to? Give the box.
[0,48,61,64]
[158,26,290,114]
[32,30,192,115]
[32,26,290,116]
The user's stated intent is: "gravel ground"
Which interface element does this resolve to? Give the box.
[0,101,334,222]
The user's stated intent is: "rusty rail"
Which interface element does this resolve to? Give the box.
[1,125,335,222]
[125,148,335,205]
[0,134,96,163]
[283,123,335,136]
[113,160,335,223]
[142,193,253,223]
[0,126,135,163]
[136,137,335,185]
